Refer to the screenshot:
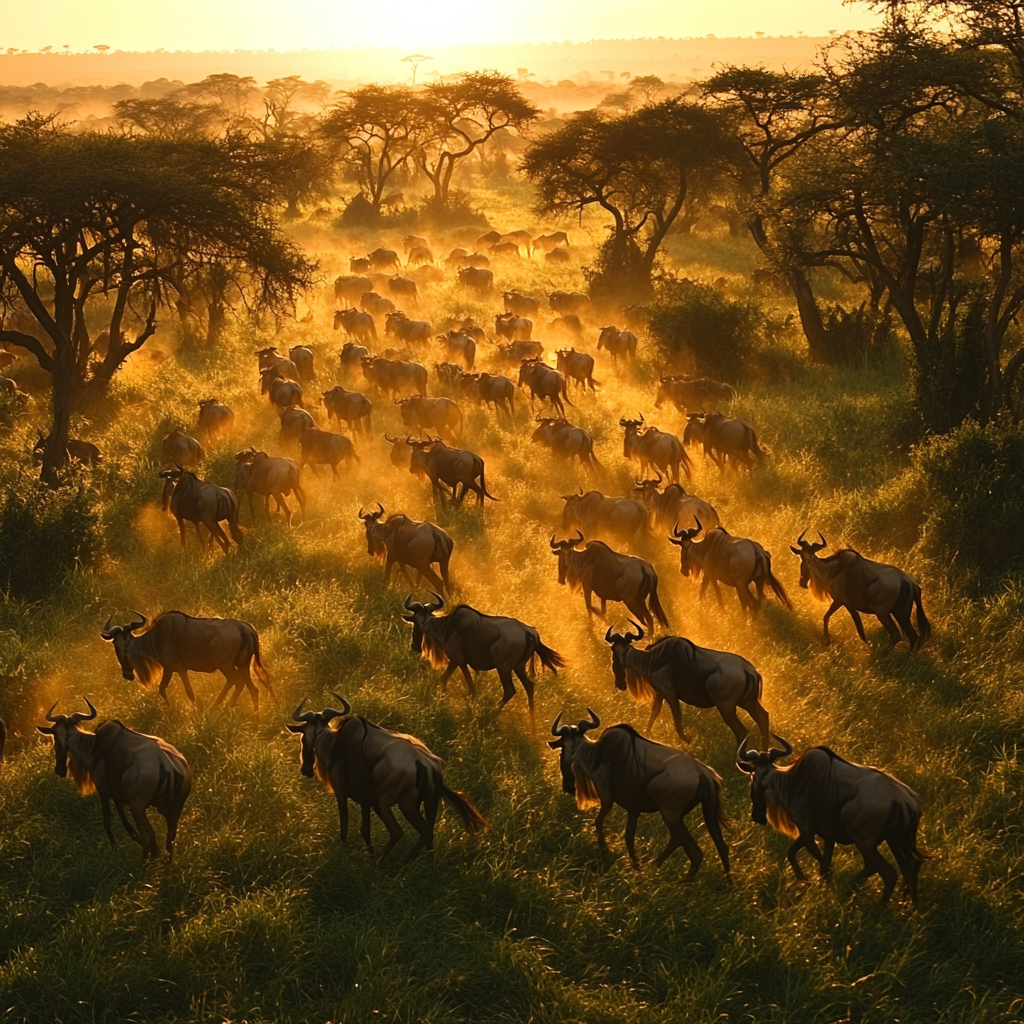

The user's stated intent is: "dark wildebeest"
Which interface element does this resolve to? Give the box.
[350,256,371,274]
[397,395,463,443]
[460,253,491,269]
[477,230,502,246]
[560,489,647,548]
[159,466,244,553]
[359,503,454,594]
[489,241,521,259]
[620,414,691,483]
[556,348,599,392]
[550,290,590,316]
[548,709,729,875]
[434,361,465,390]
[532,418,600,476]
[255,346,297,378]
[597,326,638,362]
[160,428,204,468]
[289,345,315,382]
[335,274,373,305]
[519,358,572,417]
[387,276,420,305]
[445,247,470,266]
[549,315,584,343]
[622,304,649,332]
[605,622,769,744]
[368,247,401,273]
[407,439,497,506]
[102,610,272,711]
[402,594,563,724]
[458,267,493,294]
[670,521,791,617]
[550,534,669,631]
[440,330,476,370]
[279,405,315,443]
[197,398,234,440]
[402,234,428,252]
[234,447,306,525]
[684,411,765,471]
[361,356,428,398]
[323,385,373,434]
[333,307,378,346]
[533,231,570,254]
[288,695,487,861]
[261,371,304,410]
[32,433,101,467]
[736,736,932,903]
[633,475,720,533]
[495,311,533,341]
[38,698,192,860]
[385,311,432,345]
[407,245,434,266]
[339,342,369,379]
[656,375,736,415]
[499,340,544,363]
[460,372,516,422]
[455,318,486,345]
[545,248,571,263]
[299,427,358,478]
[360,291,395,318]
[501,229,532,255]
[503,290,540,316]
[791,532,930,650]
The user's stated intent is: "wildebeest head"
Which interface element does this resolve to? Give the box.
[36,697,98,779]
[559,486,585,530]
[100,612,149,681]
[158,463,190,511]
[357,502,386,556]
[549,532,584,585]
[405,437,436,479]
[287,694,351,778]
[735,734,794,825]
[401,592,445,654]
[632,473,663,502]
[547,708,601,794]
[604,621,645,691]
[619,413,644,456]
[790,530,828,589]
[682,411,706,447]
[254,346,279,369]
[668,519,703,576]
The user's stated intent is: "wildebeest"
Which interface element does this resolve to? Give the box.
[323,385,372,433]
[299,427,358,478]
[359,503,453,594]
[339,342,369,378]
[532,418,600,475]
[533,231,570,254]
[386,276,420,305]
[560,489,647,547]
[361,355,428,398]
[519,358,572,417]
[499,340,544,363]
[791,533,930,650]
[32,432,102,467]
[620,414,691,483]
[656,375,735,415]
[503,290,540,316]
[460,253,491,270]
[605,622,769,744]
[384,432,413,468]
[495,311,533,341]
[367,247,401,273]
[234,447,306,525]
[477,230,502,246]
[397,395,463,443]
[402,594,563,722]
[0,349,16,372]
[37,698,191,860]
[385,311,432,345]
[333,307,378,345]
[402,234,428,252]
[412,264,445,285]
[555,348,599,392]
[407,245,434,266]
[261,371,304,410]
[455,318,486,345]
[489,241,521,259]
[434,361,465,390]
[407,439,497,505]
[102,610,272,710]
[548,709,729,875]
[549,315,584,342]
[598,326,638,362]
[684,411,765,471]
[445,247,470,266]
[460,372,516,421]
[633,475,720,533]
[159,466,243,553]
[545,248,571,263]
[736,736,932,903]
[550,534,668,631]
[279,405,315,443]
[360,291,395,318]
[255,346,297,377]
[622,304,649,332]
[440,330,476,370]
[335,274,373,305]
[288,345,315,382]
[670,521,790,616]
[161,427,204,468]
[350,256,371,274]
[500,229,532,256]
[550,290,590,316]
[197,398,234,440]
[288,695,487,861]
[458,267,494,294]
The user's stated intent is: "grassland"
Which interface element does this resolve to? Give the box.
[0,183,1022,1024]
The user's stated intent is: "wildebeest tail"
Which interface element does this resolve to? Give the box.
[646,570,670,627]
[699,770,729,830]
[529,636,565,674]
[248,629,273,693]
[224,492,246,545]
[887,799,936,863]
[913,582,931,645]
[479,465,499,502]
[763,553,792,608]
[434,770,488,834]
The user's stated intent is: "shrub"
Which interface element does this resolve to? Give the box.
[0,482,100,600]
[821,302,896,364]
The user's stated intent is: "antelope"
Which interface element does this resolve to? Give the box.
[532,418,600,476]
[560,489,647,548]
[620,414,691,483]
[322,385,372,434]
[684,411,765,471]
[656,376,736,416]
[633,475,720,533]
[407,439,497,506]
[159,466,244,553]
[197,399,234,440]
[234,447,306,526]
[519,358,571,417]
[358,503,454,594]
[556,348,600,392]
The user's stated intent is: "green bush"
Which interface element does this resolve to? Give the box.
[915,421,1024,590]
[0,482,100,600]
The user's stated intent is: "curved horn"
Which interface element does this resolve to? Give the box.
[573,530,584,545]
[69,697,97,726]
[45,700,61,723]
[604,626,614,643]
[127,611,147,632]
[357,506,365,519]
[293,698,310,721]
[100,616,115,641]
[817,532,827,548]
[579,707,601,733]
[428,592,445,612]
[331,692,352,716]
[637,411,644,425]
[768,734,793,762]
[404,593,416,611]
[376,502,385,516]
[653,469,662,485]
[551,711,564,736]
[797,529,807,545]
[628,620,645,641]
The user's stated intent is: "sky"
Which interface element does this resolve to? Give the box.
[2,0,881,52]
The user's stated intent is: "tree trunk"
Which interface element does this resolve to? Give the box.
[786,267,832,363]
[41,345,73,487]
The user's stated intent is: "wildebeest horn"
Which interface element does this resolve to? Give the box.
[331,692,352,716]
[735,736,756,771]
[768,734,793,762]
[579,707,600,733]
[383,433,396,443]
[293,698,315,722]
[551,711,564,736]
[573,530,584,545]
[817,532,827,548]
[549,534,559,550]
[100,617,115,641]
[375,502,384,516]
[45,700,61,722]
[428,592,445,611]
[604,626,615,643]
[797,529,807,545]
[403,594,416,611]
[627,620,645,641]
[69,697,97,725]
[127,611,147,632]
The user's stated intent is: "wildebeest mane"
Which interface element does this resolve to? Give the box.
[90,720,134,798]
[769,746,854,840]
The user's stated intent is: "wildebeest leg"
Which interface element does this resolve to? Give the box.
[335,790,349,841]
[459,664,477,697]
[624,809,641,868]
[398,797,432,862]
[820,838,836,878]
[645,695,664,735]
[213,674,236,707]
[667,697,689,742]
[594,800,612,850]
[717,703,750,747]
[821,600,843,645]
[739,696,771,749]
[100,796,117,847]
[417,564,446,593]
[158,667,175,704]
[852,841,898,903]
[360,803,373,851]
[207,520,231,554]
[374,804,406,861]
[178,670,197,705]
[786,836,809,880]
[276,494,293,527]
[437,660,457,694]
[512,666,536,726]
[660,818,703,877]
[710,579,725,609]
[877,610,902,647]
[164,804,182,860]
[847,608,868,642]
[496,667,517,707]
[175,517,188,549]
[114,801,141,844]
[892,604,919,650]
[128,804,159,860]
[888,838,920,904]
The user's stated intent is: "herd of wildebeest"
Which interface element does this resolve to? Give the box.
[3,229,936,905]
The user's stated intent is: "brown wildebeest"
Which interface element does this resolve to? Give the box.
[620,414,691,483]
[289,346,315,382]
[412,265,445,285]
[549,315,584,342]
[684,411,765,471]
[519,358,572,417]
[533,231,570,254]
[197,398,234,440]
[255,346,296,376]
[407,439,497,506]
[387,276,420,305]
[435,361,465,390]
[333,308,378,345]
[598,326,638,362]
[495,311,533,341]
[38,698,192,860]
[299,427,358,478]
[445,247,470,266]
[791,532,931,650]
[550,290,590,316]
[385,311,432,345]
[736,736,933,903]
[503,290,540,316]
[548,709,729,875]
[402,234,429,252]
[550,534,669,631]
[440,330,476,370]
[656,375,735,415]
[383,432,414,468]
[367,247,401,273]
[102,610,272,710]
[359,503,454,594]
[622,304,649,332]
[545,249,571,263]
[335,274,373,305]
[350,256,371,274]
[323,385,372,433]
[407,245,434,266]
[360,291,395,317]
[339,342,369,378]
[261,371,304,409]
[279,405,315,443]
[234,447,306,525]
[32,432,101,467]
[499,340,544,363]
[458,267,493,294]
[455,317,486,344]
[532,418,601,475]
[397,395,463,443]
[461,253,491,269]
[500,230,532,256]
[560,489,647,547]
[288,695,487,861]
[489,241,521,259]
[633,475,720,533]
[161,427,204,468]
[159,466,244,553]
[402,594,563,724]
[460,372,516,421]
[477,230,501,246]
[670,521,790,617]
[361,356,428,398]
[604,621,769,744]
[556,348,600,392]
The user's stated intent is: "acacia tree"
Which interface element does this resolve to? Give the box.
[415,72,539,211]
[523,99,738,302]
[0,116,313,483]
